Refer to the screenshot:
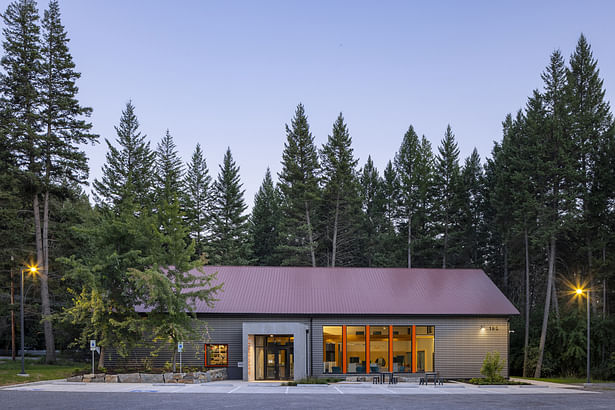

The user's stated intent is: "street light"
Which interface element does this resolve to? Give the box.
[18,264,39,377]
[574,286,590,384]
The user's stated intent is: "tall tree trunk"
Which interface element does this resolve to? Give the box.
[503,241,509,295]
[551,279,560,322]
[442,216,448,269]
[331,196,339,267]
[522,227,530,377]
[407,211,412,268]
[98,346,105,369]
[588,239,596,314]
[603,245,607,319]
[305,201,316,267]
[11,266,16,361]
[535,235,556,378]
[41,190,55,363]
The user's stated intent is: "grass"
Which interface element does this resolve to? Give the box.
[0,359,88,386]
[514,376,614,384]
[467,377,529,385]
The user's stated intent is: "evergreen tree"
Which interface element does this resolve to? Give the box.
[358,156,385,267]
[154,129,184,206]
[37,0,97,362]
[183,143,212,258]
[434,125,462,268]
[566,34,614,291]
[93,102,155,208]
[250,168,282,266]
[394,126,435,268]
[534,50,577,378]
[209,147,250,265]
[458,148,484,267]
[379,160,403,266]
[277,103,321,266]
[132,198,221,371]
[319,113,361,267]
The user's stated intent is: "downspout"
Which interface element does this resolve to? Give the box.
[310,318,313,377]
[305,328,309,378]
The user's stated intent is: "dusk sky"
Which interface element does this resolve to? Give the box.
[41,0,615,206]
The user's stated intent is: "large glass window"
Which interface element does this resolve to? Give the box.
[205,344,228,366]
[392,326,412,372]
[369,326,389,372]
[323,326,343,374]
[416,326,435,372]
[346,326,366,373]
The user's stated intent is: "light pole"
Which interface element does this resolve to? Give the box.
[18,264,39,377]
[575,287,590,384]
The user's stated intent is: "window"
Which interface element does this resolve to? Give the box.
[392,326,412,372]
[205,344,228,367]
[346,326,366,373]
[323,326,343,374]
[369,326,389,372]
[416,326,434,372]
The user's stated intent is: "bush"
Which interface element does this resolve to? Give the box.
[480,351,504,383]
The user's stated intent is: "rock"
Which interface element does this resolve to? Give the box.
[66,375,83,382]
[140,373,164,383]
[163,373,175,383]
[83,373,105,383]
[105,375,119,383]
[118,373,141,383]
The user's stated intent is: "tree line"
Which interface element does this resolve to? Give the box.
[1,0,614,378]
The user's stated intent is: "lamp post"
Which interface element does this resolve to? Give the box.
[575,287,590,384]
[18,264,39,377]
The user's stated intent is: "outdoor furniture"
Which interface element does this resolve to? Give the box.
[419,372,443,385]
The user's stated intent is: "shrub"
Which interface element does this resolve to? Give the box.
[480,351,504,383]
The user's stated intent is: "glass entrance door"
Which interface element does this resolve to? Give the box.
[256,335,294,380]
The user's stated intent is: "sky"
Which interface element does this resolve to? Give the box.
[16,0,615,207]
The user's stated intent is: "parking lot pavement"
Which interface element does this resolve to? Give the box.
[1,380,596,395]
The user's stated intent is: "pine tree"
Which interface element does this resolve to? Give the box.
[132,198,221,371]
[458,148,484,268]
[154,129,184,206]
[37,0,97,362]
[93,102,155,208]
[250,168,282,266]
[319,113,361,267]
[209,147,250,265]
[394,126,435,268]
[434,125,461,268]
[183,143,212,258]
[277,103,321,266]
[358,156,382,267]
[379,160,403,266]
[534,50,577,378]
[566,34,614,294]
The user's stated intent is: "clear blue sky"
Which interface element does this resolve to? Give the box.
[46,0,615,206]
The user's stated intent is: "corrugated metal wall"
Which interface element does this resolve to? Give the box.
[106,314,509,379]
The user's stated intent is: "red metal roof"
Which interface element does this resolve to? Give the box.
[182,266,519,316]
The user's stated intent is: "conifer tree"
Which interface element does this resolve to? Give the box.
[434,125,461,268]
[566,34,614,289]
[379,160,403,266]
[209,147,250,265]
[358,156,386,267]
[458,148,484,267]
[277,103,321,266]
[319,113,361,267]
[154,129,184,206]
[250,168,282,266]
[183,143,212,258]
[93,102,155,208]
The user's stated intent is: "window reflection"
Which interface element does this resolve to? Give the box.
[346,326,366,373]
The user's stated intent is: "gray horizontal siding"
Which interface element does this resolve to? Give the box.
[106,314,509,379]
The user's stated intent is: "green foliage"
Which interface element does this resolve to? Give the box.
[209,147,251,265]
[277,103,321,266]
[182,143,212,258]
[250,168,282,265]
[154,129,184,206]
[480,351,505,383]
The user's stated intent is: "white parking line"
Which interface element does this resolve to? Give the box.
[227,385,241,393]
[285,386,289,394]
[334,386,343,394]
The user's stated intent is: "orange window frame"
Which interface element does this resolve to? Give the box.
[389,325,394,372]
[342,325,347,373]
[365,325,370,374]
[412,325,417,373]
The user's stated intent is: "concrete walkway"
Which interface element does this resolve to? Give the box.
[509,377,585,389]
[1,379,596,395]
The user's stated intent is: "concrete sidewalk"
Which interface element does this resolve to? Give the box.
[1,380,596,395]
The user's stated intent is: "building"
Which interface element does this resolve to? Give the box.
[113,266,518,380]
